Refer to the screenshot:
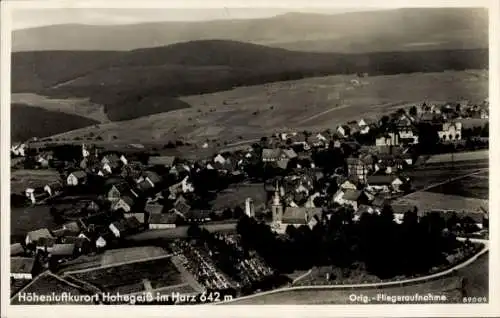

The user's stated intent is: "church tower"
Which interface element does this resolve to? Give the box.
[271,180,283,223]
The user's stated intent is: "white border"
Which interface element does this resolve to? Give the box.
[1,0,499,317]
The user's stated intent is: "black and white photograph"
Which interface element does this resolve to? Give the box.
[1,0,498,316]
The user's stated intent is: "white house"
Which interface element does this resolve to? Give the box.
[25,188,37,204]
[96,236,107,249]
[11,143,27,157]
[214,154,227,165]
[375,132,400,146]
[148,213,177,230]
[66,171,87,186]
[340,180,358,191]
[11,257,35,280]
[438,122,462,142]
[120,155,128,165]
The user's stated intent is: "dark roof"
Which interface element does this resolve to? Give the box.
[70,170,86,179]
[102,153,120,163]
[367,175,395,185]
[50,244,75,256]
[184,210,211,220]
[11,257,35,274]
[149,213,178,224]
[282,207,322,224]
[144,171,162,184]
[27,228,54,242]
[174,201,191,215]
[276,159,289,170]
[145,203,164,214]
[121,195,136,208]
[262,148,282,159]
[148,156,176,167]
[11,243,24,256]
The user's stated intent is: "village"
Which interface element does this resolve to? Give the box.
[10,99,489,303]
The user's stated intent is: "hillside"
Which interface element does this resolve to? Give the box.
[12,40,488,124]
[50,70,488,146]
[13,8,488,53]
[11,104,99,142]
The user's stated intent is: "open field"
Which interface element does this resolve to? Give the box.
[101,247,169,266]
[12,93,109,123]
[10,169,61,193]
[392,191,488,213]
[211,183,267,210]
[225,252,487,304]
[426,174,488,200]
[53,70,487,144]
[67,256,185,294]
[11,272,92,304]
[127,223,237,242]
[425,150,489,164]
[11,205,60,241]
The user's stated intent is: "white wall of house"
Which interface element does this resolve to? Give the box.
[149,223,176,230]
[109,224,121,238]
[11,273,32,280]
[67,174,78,186]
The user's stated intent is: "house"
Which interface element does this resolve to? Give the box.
[136,171,163,191]
[25,228,54,248]
[273,207,322,233]
[309,133,329,147]
[11,143,27,157]
[44,181,63,197]
[111,195,136,213]
[145,203,165,215]
[276,159,290,170]
[66,171,87,186]
[11,243,25,256]
[11,257,36,280]
[50,243,76,258]
[358,119,372,134]
[333,189,369,211]
[438,122,462,142]
[124,213,145,224]
[336,125,351,138]
[339,179,358,191]
[346,157,371,182]
[101,153,121,165]
[375,132,400,147]
[148,213,178,229]
[148,156,176,168]
[397,126,419,144]
[52,221,82,238]
[25,187,46,204]
[262,149,284,162]
[213,154,227,165]
[36,152,53,168]
[107,181,139,202]
[366,175,394,192]
[102,160,121,174]
[109,216,142,238]
[282,148,298,160]
[183,210,212,223]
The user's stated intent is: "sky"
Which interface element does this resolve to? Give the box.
[11,8,386,30]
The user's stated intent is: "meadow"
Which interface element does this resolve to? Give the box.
[53,70,488,145]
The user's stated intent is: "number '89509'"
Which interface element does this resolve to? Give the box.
[463,297,487,303]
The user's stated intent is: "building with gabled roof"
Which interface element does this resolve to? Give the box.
[148,213,178,229]
[11,257,36,280]
[148,156,176,167]
[66,171,87,186]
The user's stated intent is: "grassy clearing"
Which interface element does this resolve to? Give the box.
[10,169,61,193]
[54,70,487,144]
[426,175,488,199]
[425,150,489,164]
[101,246,169,266]
[392,191,488,213]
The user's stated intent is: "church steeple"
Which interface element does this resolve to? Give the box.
[271,179,283,224]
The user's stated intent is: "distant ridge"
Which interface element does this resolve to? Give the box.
[13,8,488,53]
